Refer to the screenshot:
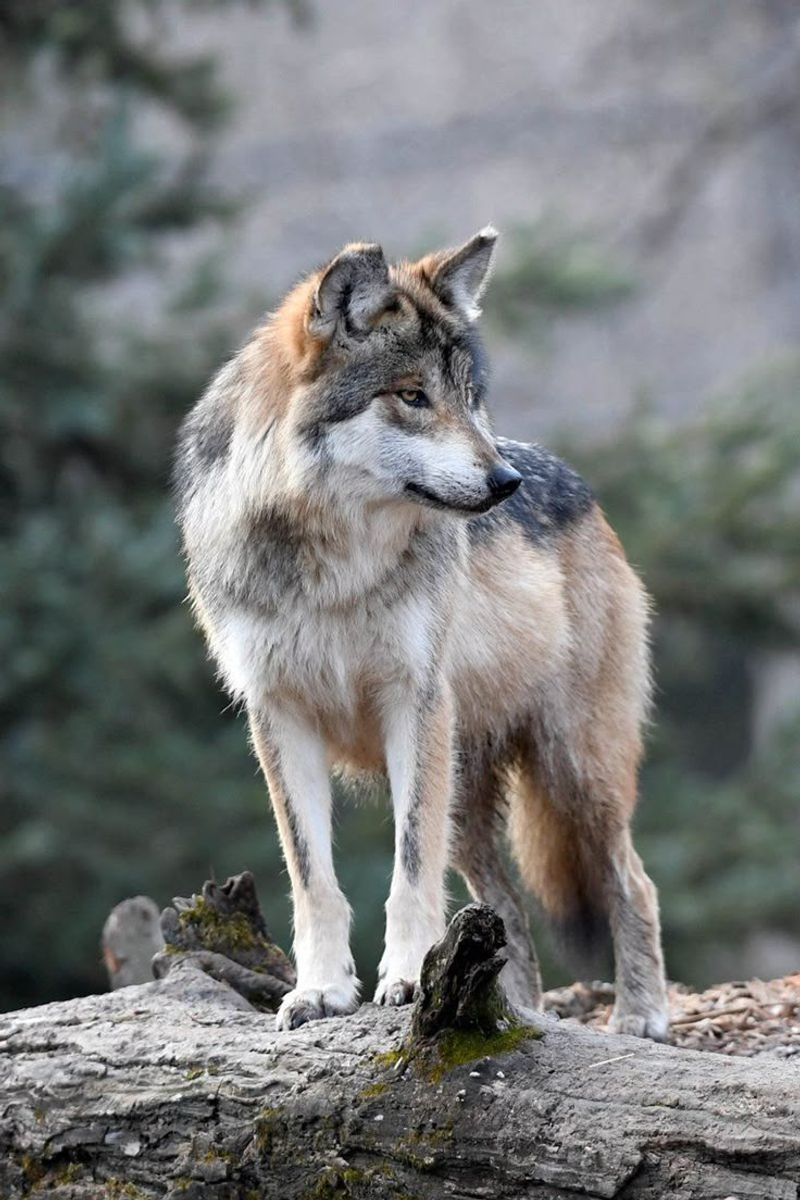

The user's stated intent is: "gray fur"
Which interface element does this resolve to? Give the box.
[278,786,312,891]
[249,716,311,888]
[399,677,448,885]
[173,357,242,509]
[400,809,421,883]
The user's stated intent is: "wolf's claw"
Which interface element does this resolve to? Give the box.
[276,984,359,1031]
[374,978,417,1007]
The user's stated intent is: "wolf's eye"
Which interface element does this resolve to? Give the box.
[398,388,430,408]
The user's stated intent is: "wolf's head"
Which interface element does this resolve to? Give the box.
[255,229,520,516]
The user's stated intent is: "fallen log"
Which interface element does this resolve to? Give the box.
[2,887,799,1199]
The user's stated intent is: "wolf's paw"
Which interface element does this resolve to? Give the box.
[373,977,417,1007]
[608,1005,670,1042]
[275,983,359,1031]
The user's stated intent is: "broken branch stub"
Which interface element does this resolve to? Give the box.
[153,869,295,1011]
[410,903,541,1045]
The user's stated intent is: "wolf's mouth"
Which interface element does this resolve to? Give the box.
[404,481,498,515]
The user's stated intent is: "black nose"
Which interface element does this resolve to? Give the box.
[486,463,522,500]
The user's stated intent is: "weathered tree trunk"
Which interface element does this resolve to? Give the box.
[2,896,799,1199]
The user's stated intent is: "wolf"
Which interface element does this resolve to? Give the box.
[174,228,669,1038]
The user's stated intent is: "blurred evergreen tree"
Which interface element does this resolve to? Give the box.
[0,0,313,1009]
[487,222,634,339]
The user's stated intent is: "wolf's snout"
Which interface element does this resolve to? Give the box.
[486,463,522,501]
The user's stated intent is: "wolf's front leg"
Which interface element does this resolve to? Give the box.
[250,709,359,1029]
[375,679,454,1006]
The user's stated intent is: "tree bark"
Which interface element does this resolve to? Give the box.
[2,899,799,1200]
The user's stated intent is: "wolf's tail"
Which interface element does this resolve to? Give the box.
[508,766,617,964]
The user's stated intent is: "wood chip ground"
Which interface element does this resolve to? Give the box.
[543,974,800,1058]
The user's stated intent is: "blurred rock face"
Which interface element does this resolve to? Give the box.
[170,0,800,437]
[102,897,163,990]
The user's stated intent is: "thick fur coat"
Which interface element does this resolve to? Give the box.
[175,230,668,1037]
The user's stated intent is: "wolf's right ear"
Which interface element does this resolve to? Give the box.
[309,243,395,340]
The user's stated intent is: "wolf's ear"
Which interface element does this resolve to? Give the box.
[425,226,498,321]
[309,242,395,340]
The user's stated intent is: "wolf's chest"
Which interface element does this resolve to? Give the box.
[212,581,432,728]
[200,510,453,747]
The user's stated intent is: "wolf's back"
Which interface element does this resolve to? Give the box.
[466,438,594,550]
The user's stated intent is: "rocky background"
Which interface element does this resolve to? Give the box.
[166,0,800,434]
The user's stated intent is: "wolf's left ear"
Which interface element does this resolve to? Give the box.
[425,226,498,321]
[309,242,395,340]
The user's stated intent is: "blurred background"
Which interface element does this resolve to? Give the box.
[2,0,799,1012]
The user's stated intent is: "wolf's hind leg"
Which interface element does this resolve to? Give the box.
[250,709,359,1030]
[452,746,542,1011]
[606,830,669,1040]
[510,759,668,1039]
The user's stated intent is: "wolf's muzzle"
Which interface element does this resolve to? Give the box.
[486,464,522,501]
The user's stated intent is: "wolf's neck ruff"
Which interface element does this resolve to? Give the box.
[248,498,453,612]
[175,229,668,1040]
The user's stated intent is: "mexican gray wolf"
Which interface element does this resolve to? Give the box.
[174,228,669,1038]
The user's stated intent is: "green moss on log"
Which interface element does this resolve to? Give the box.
[426,1023,541,1082]
[177,895,270,956]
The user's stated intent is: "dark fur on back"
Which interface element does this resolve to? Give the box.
[468,438,594,546]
